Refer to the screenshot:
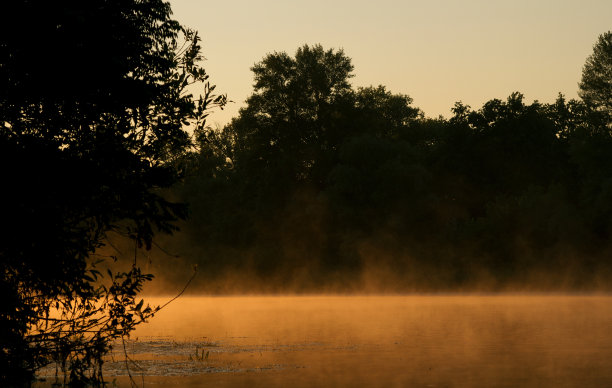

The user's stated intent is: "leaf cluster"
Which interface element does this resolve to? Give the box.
[0,1,225,386]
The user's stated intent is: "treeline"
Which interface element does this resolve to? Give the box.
[166,40,612,292]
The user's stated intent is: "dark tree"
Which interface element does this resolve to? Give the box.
[173,37,612,295]
[177,45,425,286]
[227,45,354,186]
[0,1,224,386]
[579,31,612,120]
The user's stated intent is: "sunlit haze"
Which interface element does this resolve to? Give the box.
[169,0,612,126]
[7,2,612,386]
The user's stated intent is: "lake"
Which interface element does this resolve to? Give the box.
[36,295,612,387]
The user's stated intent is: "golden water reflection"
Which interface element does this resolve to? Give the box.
[42,295,612,387]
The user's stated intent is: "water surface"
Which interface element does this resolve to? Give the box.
[37,295,612,387]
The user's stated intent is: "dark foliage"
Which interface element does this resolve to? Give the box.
[0,1,224,386]
[173,40,612,292]
[579,31,612,120]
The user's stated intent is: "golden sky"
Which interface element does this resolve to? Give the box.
[168,0,612,126]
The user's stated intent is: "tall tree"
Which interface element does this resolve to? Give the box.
[0,1,224,385]
[227,44,354,187]
[579,31,612,120]
[178,45,425,286]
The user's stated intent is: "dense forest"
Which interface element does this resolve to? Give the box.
[155,37,612,293]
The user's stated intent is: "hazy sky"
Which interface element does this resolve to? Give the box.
[168,0,612,127]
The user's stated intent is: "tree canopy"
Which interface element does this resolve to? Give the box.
[0,1,224,385]
[170,40,612,293]
[579,31,612,119]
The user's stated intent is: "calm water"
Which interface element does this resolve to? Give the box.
[37,295,612,387]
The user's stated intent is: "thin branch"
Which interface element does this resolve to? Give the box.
[152,240,180,258]
[158,266,197,311]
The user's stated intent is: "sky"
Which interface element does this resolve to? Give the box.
[168,0,612,127]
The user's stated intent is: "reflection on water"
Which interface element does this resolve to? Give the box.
[37,296,612,387]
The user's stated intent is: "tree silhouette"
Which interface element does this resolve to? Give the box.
[579,31,612,121]
[229,45,351,192]
[177,45,429,286]
[169,35,612,295]
[0,1,224,385]
[177,49,612,291]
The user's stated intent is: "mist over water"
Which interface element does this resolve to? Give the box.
[138,246,612,295]
[37,295,612,387]
[8,0,612,385]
